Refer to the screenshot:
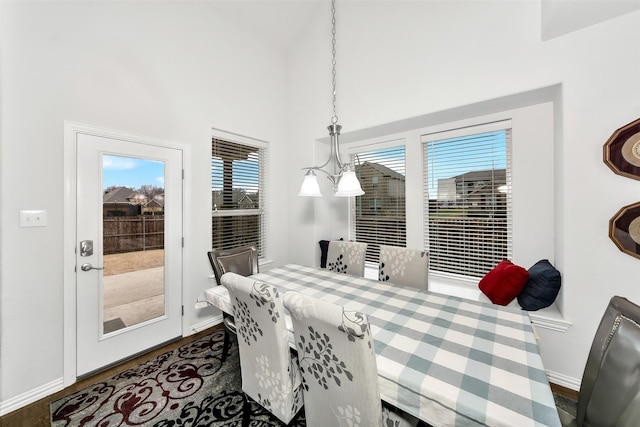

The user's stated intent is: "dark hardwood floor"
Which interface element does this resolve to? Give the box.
[551,382,580,401]
[0,325,223,427]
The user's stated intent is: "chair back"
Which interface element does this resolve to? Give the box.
[326,240,367,277]
[208,244,259,285]
[222,273,304,424]
[283,291,382,427]
[576,296,640,426]
[378,245,429,289]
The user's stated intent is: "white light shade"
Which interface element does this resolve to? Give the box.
[298,171,323,197]
[335,170,364,197]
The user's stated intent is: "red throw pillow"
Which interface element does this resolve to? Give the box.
[479,259,529,306]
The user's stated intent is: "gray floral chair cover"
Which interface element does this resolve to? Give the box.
[283,291,418,427]
[326,240,367,277]
[222,273,304,425]
[378,245,429,290]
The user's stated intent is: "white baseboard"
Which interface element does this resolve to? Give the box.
[0,377,64,416]
[547,369,581,391]
[189,315,223,335]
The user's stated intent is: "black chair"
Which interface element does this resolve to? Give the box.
[207,245,259,362]
[558,296,640,426]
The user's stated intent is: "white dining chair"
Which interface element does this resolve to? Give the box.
[222,272,304,426]
[378,245,429,290]
[283,291,418,427]
[325,240,367,277]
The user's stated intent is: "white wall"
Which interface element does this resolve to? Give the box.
[286,0,640,387]
[3,0,640,411]
[0,0,290,407]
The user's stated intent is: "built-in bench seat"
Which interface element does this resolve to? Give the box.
[364,266,571,333]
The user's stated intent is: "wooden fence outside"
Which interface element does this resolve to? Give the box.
[103,216,164,254]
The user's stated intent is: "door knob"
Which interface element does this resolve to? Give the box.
[81,263,103,272]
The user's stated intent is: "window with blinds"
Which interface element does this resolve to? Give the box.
[211,137,266,259]
[422,124,512,279]
[350,145,406,263]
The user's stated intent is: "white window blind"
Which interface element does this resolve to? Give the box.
[422,124,512,278]
[211,137,266,259]
[350,145,406,263]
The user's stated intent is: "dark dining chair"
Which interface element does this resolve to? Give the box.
[207,244,259,362]
[558,296,640,426]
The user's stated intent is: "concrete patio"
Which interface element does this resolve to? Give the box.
[103,266,165,332]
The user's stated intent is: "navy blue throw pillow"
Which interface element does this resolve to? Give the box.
[319,240,330,268]
[517,259,561,311]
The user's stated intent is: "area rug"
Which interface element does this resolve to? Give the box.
[50,329,306,426]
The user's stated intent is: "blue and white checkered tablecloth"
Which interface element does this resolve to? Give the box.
[205,264,560,427]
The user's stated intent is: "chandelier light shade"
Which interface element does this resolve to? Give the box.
[298,170,323,197]
[298,0,364,198]
[335,167,363,197]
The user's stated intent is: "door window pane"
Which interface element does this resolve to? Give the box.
[102,155,165,333]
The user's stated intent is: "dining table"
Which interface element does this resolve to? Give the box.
[204,263,561,427]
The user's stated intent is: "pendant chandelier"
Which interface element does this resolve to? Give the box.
[298,0,364,198]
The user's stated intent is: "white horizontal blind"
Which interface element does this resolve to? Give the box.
[422,125,512,278]
[350,145,406,263]
[211,138,266,259]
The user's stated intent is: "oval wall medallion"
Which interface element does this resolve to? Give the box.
[604,117,640,180]
[610,201,640,260]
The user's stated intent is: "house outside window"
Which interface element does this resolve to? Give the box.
[211,135,266,259]
[350,145,406,263]
[369,198,382,212]
[423,123,512,279]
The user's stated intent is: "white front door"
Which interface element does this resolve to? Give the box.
[75,132,183,376]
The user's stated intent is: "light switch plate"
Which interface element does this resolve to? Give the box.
[20,210,47,227]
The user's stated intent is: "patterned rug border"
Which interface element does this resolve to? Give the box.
[50,329,305,426]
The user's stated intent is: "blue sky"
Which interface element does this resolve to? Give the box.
[211,156,259,192]
[103,155,165,190]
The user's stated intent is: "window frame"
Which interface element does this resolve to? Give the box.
[341,102,554,288]
[422,120,513,281]
[347,138,407,266]
[211,128,268,261]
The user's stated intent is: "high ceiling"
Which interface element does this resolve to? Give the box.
[212,0,323,52]
[541,0,640,40]
[211,0,640,51]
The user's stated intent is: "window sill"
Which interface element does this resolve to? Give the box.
[364,266,571,333]
[259,258,275,270]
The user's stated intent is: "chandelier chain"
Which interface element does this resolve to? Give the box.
[331,0,338,124]
[298,0,363,196]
